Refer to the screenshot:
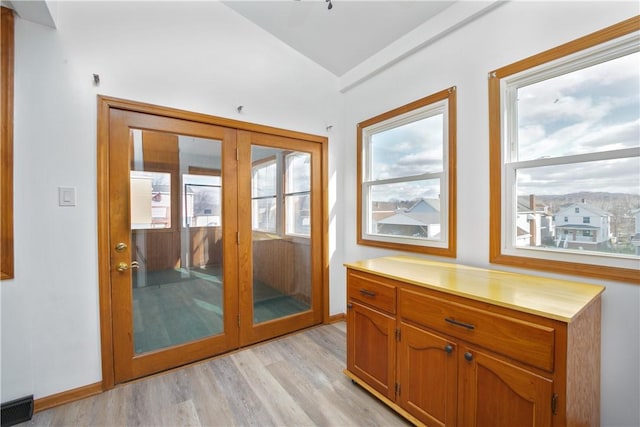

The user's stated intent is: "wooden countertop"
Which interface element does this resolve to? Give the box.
[344,256,605,323]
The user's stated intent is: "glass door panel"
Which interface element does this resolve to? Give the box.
[237,130,322,346]
[129,130,225,354]
[251,146,311,324]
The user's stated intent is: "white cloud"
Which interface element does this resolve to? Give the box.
[513,50,639,196]
[371,114,443,180]
[517,157,640,196]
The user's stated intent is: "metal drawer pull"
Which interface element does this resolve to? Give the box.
[445,317,475,330]
[359,289,377,297]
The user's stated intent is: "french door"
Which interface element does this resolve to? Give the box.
[101,99,326,385]
[108,109,239,383]
[237,131,324,345]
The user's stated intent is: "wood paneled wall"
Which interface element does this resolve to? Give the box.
[253,236,311,303]
[133,227,222,272]
[132,230,180,271]
[293,240,311,304]
[189,226,222,268]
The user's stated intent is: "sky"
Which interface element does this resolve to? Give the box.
[368,112,444,202]
[515,50,640,196]
[364,49,639,203]
[370,113,443,180]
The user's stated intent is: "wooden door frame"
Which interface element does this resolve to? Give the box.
[97,95,329,390]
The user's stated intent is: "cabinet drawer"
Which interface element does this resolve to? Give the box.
[348,271,396,314]
[399,289,555,372]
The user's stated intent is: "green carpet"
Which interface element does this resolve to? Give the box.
[132,268,310,354]
[132,270,223,354]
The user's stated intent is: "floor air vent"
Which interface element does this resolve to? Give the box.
[1,395,34,427]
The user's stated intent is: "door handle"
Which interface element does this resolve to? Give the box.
[116,261,139,272]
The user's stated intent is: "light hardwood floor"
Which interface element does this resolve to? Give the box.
[23,322,410,426]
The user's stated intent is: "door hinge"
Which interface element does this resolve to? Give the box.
[236,148,239,161]
[551,393,558,415]
[395,328,401,341]
[395,383,401,396]
[237,314,240,327]
[236,232,240,244]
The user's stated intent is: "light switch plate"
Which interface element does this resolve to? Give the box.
[58,187,77,206]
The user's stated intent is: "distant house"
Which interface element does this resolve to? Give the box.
[630,208,640,255]
[375,198,441,238]
[553,202,612,249]
[516,195,553,247]
[370,201,402,224]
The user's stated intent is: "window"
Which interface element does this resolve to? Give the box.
[489,16,640,283]
[285,152,311,236]
[357,87,456,256]
[130,171,172,229]
[251,149,312,237]
[251,157,277,233]
[184,167,222,228]
[1,7,14,280]
[184,181,221,227]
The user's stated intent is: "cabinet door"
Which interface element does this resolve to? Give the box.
[347,302,396,400]
[459,346,553,427]
[398,323,457,427]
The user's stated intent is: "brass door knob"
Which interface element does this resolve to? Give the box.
[116,261,139,272]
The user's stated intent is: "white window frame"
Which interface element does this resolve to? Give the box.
[284,151,311,238]
[251,151,313,238]
[489,16,640,283]
[251,157,278,234]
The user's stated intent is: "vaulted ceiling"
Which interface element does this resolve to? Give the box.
[223,1,454,77]
[5,0,502,92]
[222,1,502,91]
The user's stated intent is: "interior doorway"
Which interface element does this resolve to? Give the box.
[97,96,328,387]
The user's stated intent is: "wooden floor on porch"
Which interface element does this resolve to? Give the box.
[23,322,410,426]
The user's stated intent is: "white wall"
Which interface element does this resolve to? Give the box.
[2,1,639,427]
[1,0,342,404]
[339,2,639,426]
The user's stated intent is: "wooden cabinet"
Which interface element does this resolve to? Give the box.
[398,322,458,426]
[459,345,552,427]
[347,302,396,399]
[346,270,397,399]
[344,256,604,427]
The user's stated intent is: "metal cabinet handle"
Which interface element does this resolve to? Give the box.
[359,289,377,298]
[444,344,453,354]
[464,352,473,362]
[445,317,475,330]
